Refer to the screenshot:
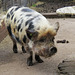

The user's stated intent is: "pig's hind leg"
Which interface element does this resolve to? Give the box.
[7,25,18,53]
[9,35,18,53]
[13,42,18,53]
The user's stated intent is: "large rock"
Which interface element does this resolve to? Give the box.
[56,6,75,15]
[58,54,75,75]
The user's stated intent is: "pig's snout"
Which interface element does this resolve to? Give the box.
[38,47,57,57]
[50,47,57,54]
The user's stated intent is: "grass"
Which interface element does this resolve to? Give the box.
[30,1,44,12]
[73,0,75,2]
[32,4,37,7]
[31,1,44,7]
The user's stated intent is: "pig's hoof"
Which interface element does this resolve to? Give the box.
[27,57,33,66]
[13,44,18,53]
[13,49,18,53]
[22,49,26,53]
[27,60,33,66]
[36,58,43,63]
[35,55,44,63]
[22,46,26,53]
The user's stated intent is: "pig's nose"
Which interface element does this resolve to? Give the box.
[50,47,57,53]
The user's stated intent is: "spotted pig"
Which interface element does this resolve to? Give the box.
[1,6,59,66]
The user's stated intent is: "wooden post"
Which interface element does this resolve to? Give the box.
[28,0,32,6]
[10,0,13,6]
[19,0,21,6]
[3,0,7,11]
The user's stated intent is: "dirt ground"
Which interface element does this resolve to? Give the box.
[31,0,75,13]
[0,18,75,75]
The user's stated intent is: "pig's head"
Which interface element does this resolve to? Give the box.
[26,22,59,58]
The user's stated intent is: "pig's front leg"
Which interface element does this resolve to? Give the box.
[22,46,26,53]
[27,51,33,66]
[35,54,43,63]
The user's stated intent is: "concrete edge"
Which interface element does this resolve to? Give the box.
[42,13,75,18]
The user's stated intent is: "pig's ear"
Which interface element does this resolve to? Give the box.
[26,29,38,40]
[54,22,59,32]
[1,15,6,27]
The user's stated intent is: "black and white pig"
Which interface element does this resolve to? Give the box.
[1,6,59,66]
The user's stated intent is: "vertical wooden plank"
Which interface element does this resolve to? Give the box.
[10,0,13,6]
[3,0,7,11]
[19,0,21,6]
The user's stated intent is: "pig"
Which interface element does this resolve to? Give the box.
[1,6,59,66]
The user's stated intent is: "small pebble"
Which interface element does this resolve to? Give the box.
[66,41,69,43]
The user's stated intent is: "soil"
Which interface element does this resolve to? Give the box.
[34,0,75,13]
[0,18,75,75]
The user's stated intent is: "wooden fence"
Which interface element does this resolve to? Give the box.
[0,26,7,43]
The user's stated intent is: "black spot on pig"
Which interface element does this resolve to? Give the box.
[20,29,22,32]
[23,35,26,43]
[17,17,23,23]
[7,25,12,36]
[14,18,16,23]
[17,19,23,31]
[11,14,14,20]
[16,37,21,43]
[10,8,14,15]
[7,13,10,19]
[26,14,32,16]
[16,37,19,41]
[25,17,35,26]
[25,15,39,26]
[21,8,33,12]
[15,6,20,11]
[17,24,21,31]
[26,31,32,40]
[25,18,34,26]
[28,22,34,30]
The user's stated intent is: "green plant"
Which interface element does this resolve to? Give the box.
[32,4,36,7]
